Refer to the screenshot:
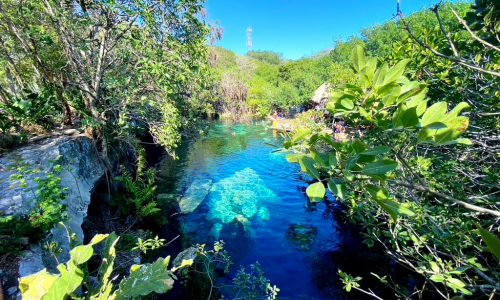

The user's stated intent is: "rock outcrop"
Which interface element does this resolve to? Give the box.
[178,178,212,214]
[0,134,105,277]
[311,82,331,107]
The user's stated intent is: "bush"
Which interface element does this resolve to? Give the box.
[19,233,194,299]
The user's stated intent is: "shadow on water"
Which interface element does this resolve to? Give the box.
[154,121,420,300]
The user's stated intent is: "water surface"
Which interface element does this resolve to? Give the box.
[158,122,361,299]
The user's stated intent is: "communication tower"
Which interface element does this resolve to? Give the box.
[247,27,253,52]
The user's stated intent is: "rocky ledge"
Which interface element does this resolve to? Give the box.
[0,133,105,280]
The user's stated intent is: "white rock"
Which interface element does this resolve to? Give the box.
[178,178,212,213]
[0,136,106,277]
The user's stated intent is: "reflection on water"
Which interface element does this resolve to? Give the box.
[157,122,368,299]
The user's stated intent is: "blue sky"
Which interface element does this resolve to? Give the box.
[205,0,455,59]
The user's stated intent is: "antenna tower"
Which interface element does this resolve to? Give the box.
[247,27,253,52]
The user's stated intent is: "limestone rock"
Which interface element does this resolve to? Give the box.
[172,246,198,268]
[311,82,331,105]
[178,178,212,213]
[0,135,106,276]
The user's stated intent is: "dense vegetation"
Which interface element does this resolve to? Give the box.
[0,0,221,298]
[284,1,500,299]
[210,47,340,119]
[0,0,498,299]
[0,0,217,157]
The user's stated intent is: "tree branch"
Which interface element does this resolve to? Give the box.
[451,9,500,52]
[390,180,500,217]
[396,9,500,77]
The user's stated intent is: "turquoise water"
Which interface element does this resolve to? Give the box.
[158,122,364,299]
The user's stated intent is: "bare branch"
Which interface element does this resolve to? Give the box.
[396,10,500,77]
[390,180,500,217]
[451,9,500,52]
[431,4,459,56]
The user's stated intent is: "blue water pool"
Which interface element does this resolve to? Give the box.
[157,122,369,299]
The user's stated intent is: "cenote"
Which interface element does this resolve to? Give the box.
[156,121,408,300]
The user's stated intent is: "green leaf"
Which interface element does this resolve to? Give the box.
[43,262,84,300]
[448,102,470,118]
[306,182,326,203]
[446,277,472,295]
[420,102,448,127]
[96,233,120,297]
[430,261,440,273]
[383,59,410,85]
[361,159,398,176]
[70,245,94,265]
[19,269,58,299]
[327,179,348,200]
[340,98,354,110]
[429,274,445,283]
[115,257,175,299]
[360,146,390,156]
[328,152,338,167]
[367,185,415,220]
[456,138,472,145]
[286,154,304,163]
[299,156,321,180]
[310,150,329,168]
[89,233,109,246]
[477,225,500,260]
[393,106,419,128]
[351,45,366,72]
[292,128,312,144]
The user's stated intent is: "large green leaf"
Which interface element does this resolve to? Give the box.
[328,151,339,167]
[286,153,304,163]
[310,150,329,168]
[393,106,419,128]
[477,225,500,260]
[95,233,120,298]
[351,45,366,72]
[361,159,398,176]
[382,59,410,85]
[374,63,389,88]
[420,102,448,127]
[360,146,390,156]
[19,270,58,299]
[292,128,312,144]
[115,257,175,299]
[306,182,326,203]
[70,245,94,265]
[299,156,321,180]
[327,179,348,200]
[43,261,84,300]
[367,185,415,220]
[340,98,354,110]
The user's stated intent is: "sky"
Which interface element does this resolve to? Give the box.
[204,0,454,60]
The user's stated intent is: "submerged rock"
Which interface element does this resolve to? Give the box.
[208,168,277,224]
[178,178,212,213]
[257,207,270,221]
[172,246,198,268]
[210,223,224,239]
[286,224,318,251]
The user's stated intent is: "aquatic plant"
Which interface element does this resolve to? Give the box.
[233,262,280,300]
[286,224,318,251]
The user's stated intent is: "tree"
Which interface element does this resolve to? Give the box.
[286,46,499,298]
